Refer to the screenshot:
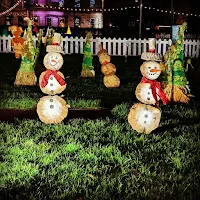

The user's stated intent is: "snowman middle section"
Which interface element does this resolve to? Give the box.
[37,33,70,124]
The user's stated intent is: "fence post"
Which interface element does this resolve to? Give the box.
[133,38,137,56]
[75,36,79,54]
[3,36,7,52]
[113,37,117,56]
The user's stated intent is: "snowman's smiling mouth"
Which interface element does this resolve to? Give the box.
[148,68,160,76]
[148,72,156,76]
[50,59,58,66]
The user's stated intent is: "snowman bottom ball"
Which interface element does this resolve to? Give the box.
[37,95,70,124]
[128,103,161,134]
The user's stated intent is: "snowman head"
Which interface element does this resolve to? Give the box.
[44,52,63,70]
[140,61,161,80]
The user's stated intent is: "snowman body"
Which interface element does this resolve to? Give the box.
[37,34,70,124]
[128,48,168,134]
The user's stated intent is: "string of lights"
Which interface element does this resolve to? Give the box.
[0,0,23,17]
[34,3,200,18]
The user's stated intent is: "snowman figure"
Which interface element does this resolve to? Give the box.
[37,33,70,124]
[128,38,168,134]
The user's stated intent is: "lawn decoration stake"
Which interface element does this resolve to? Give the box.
[128,38,169,134]
[81,32,95,77]
[8,25,25,59]
[97,44,120,88]
[161,22,192,103]
[37,32,70,124]
[14,17,39,86]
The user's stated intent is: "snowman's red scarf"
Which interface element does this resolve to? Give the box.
[41,70,66,88]
[140,76,169,107]
[102,61,110,65]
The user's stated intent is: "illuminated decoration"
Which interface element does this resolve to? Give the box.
[8,25,25,59]
[59,0,64,7]
[74,17,81,27]
[66,25,71,35]
[0,0,23,17]
[37,32,70,124]
[128,38,168,134]
[59,18,65,27]
[161,22,192,103]
[81,32,95,77]
[14,17,42,86]
[33,3,200,17]
[74,0,80,8]
[2,25,8,36]
[98,44,120,88]
[90,0,95,8]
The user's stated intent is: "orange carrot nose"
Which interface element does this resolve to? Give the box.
[51,59,56,62]
[150,68,160,72]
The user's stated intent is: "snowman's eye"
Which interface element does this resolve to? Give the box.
[55,57,57,59]
[148,67,151,69]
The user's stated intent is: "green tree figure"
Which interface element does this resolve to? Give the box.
[2,25,8,36]
[81,32,95,77]
[161,22,192,103]
[14,17,43,86]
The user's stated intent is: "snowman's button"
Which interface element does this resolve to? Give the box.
[50,99,53,102]
[147,97,150,100]
[50,77,53,80]
[50,105,54,109]
[145,114,148,118]
[50,83,53,87]
[148,92,150,95]
[144,121,147,124]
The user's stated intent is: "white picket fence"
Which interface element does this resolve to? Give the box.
[1,35,200,58]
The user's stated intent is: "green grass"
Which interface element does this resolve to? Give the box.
[0,102,200,199]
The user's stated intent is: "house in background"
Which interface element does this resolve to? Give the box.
[0,0,103,29]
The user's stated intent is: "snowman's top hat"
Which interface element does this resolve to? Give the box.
[141,38,162,61]
[46,33,64,54]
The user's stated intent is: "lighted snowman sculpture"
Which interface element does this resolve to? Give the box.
[128,38,169,134]
[37,33,70,124]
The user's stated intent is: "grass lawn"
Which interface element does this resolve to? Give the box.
[0,53,200,199]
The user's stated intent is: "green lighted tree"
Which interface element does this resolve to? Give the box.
[2,25,8,36]
[161,22,192,103]
[81,32,95,77]
[14,17,43,86]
